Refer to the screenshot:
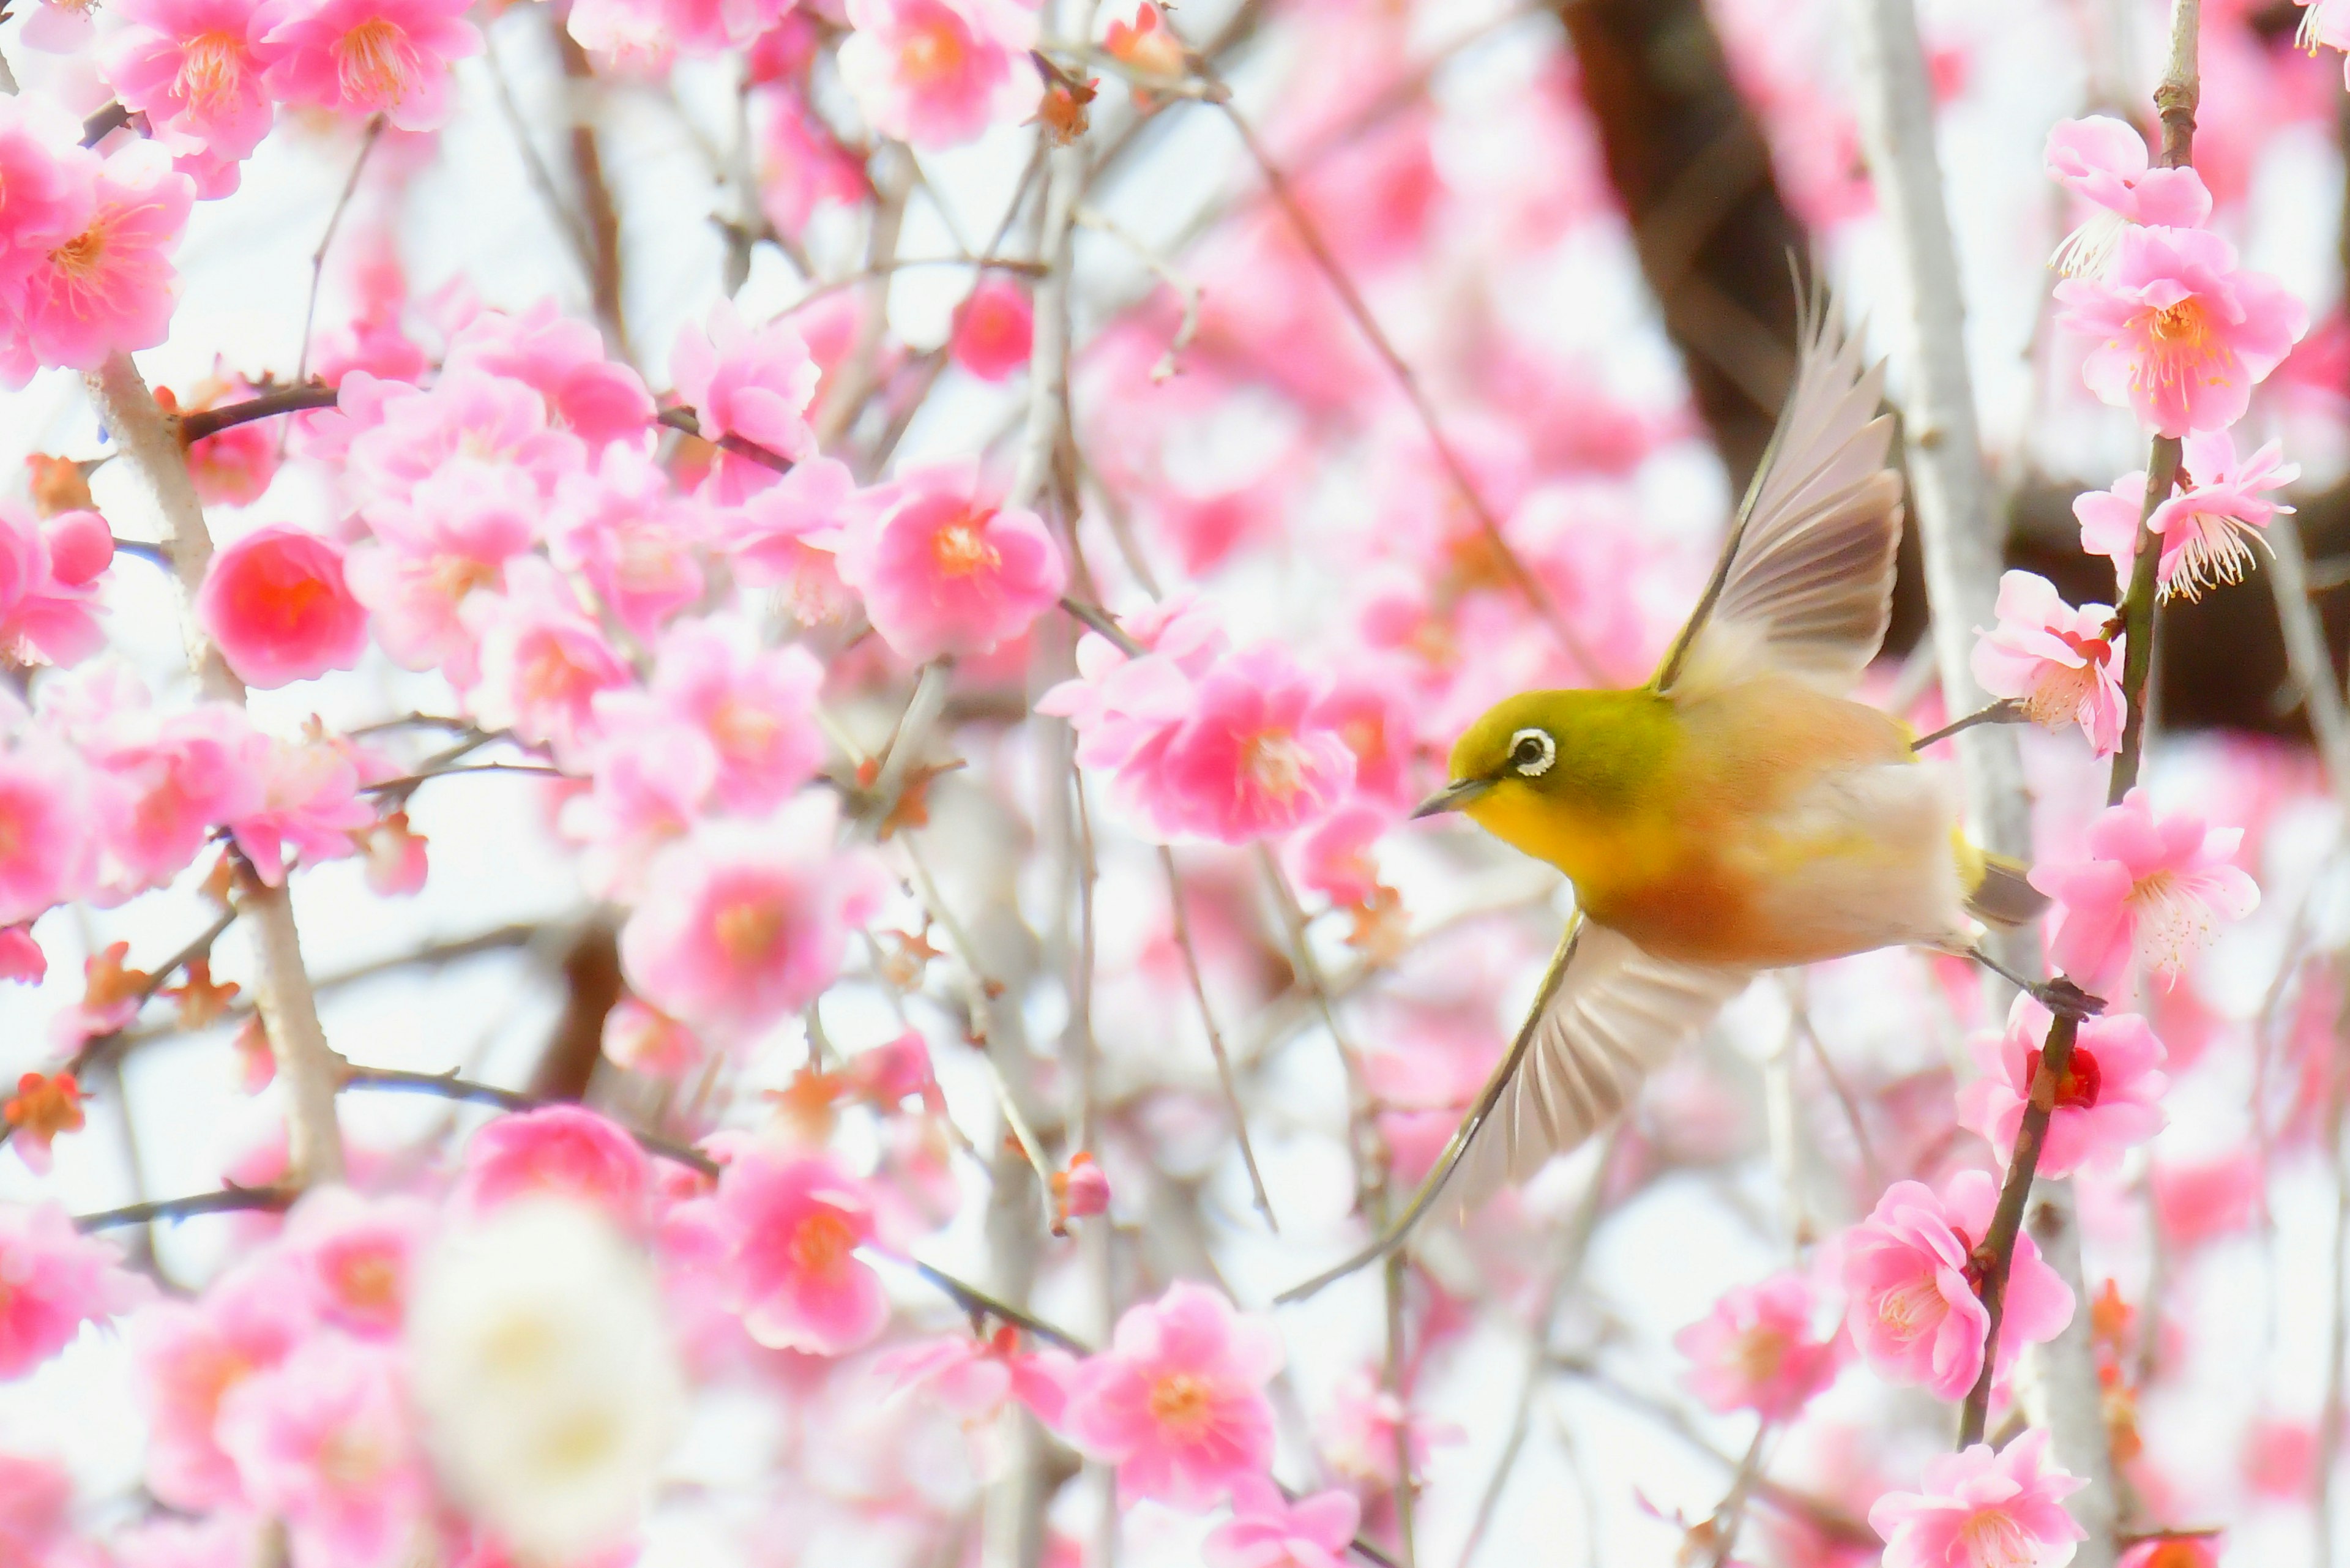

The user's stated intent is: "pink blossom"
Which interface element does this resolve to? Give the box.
[563,0,671,70]
[618,807,884,1037]
[343,370,584,516]
[0,1203,147,1377]
[134,1260,309,1507]
[0,744,95,924]
[280,1188,433,1338]
[1315,1364,1464,1490]
[345,459,538,679]
[2146,431,2299,600]
[1284,799,1397,907]
[1053,1151,1111,1228]
[0,927,43,984]
[548,445,712,638]
[1128,643,1356,844]
[259,0,481,131]
[565,710,715,900]
[1960,997,2168,1178]
[357,809,428,895]
[708,1148,888,1354]
[1969,571,2127,757]
[1867,1430,2087,1568]
[0,98,92,294]
[722,454,858,624]
[1841,1168,2073,1400]
[216,1336,433,1567]
[602,997,706,1077]
[195,524,369,689]
[1205,1477,1360,1568]
[0,501,111,667]
[873,1326,1073,1423]
[837,0,1036,149]
[6,142,194,382]
[0,1452,69,1564]
[950,274,1033,381]
[2072,471,2148,593]
[670,301,821,503]
[1059,1281,1282,1509]
[78,700,266,893]
[2044,116,2210,274]
[833,461,1067,663]
[455,1105,652,1228]
[2152,1150,2261,1247]
[2029,789,2259,991]
[443,301,655,449]
[759,91,871,239]
[1674,1270,1845,1422]
[612,616,826,814]
[462,557,632,766]
[99,0,281,162]
[181,397,282,509]
[2055,225,2307,436]
[225,734,373,884]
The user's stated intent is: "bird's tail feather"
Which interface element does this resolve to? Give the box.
[1964,849,2049,928]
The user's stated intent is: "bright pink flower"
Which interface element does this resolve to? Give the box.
[1867,1430,2086,1568]
[78,700,266,892]
[670,301,820,503]
[1841,1168,2073,1400]
[0,1203,147,1377]
[1206,1477,1360,1568]
[1674,1270,1845,1422]
[0,98,91,294]
[258,0,481,130]
[833,461,1066,663]
[722,455,857,624]
[548,445,712,638]
[443,301,654,449]
[2044,116,2210,274]
[837,0,1035,149]
[1960,996,2168,1177]
[612,616,826,813]
[462,557,632,766]
[2029,789,2259,990]
[134,1260,309,1507]
[1135,644,1356,844]
[225,734,373,884]
[0,501,110,667]
[216,1336,432,1568]
[950,274,1033,382]
[708,1148,887,1354]
[1053,1151,1111,1227]
[0,1452,69,1564]
[1285,798,1397,907]
[618,807,884,1037]
[2055,225,2307,436]
[1059,1281,1281,1509]
[455,1105,652,1228]
[345,459,538,679]
[601,997,706,1077]
[280,1188,433,1338]
[758,91,870,239]
[195,524,368,689]
[0,744,95,924]
[0,927,43,984]
[99,0,281,161]
[1970,571,2126,757]
[6,142,194,382]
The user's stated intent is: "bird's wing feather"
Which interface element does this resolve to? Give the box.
[1653,286,1904,698]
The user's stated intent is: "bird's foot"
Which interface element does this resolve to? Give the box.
[1966,947,2105,1018]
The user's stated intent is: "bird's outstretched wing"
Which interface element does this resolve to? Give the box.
[1276,920,1752,1304]
[1651,286,1904,698]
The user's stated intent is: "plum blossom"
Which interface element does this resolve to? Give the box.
[0,742,95,924]
[704,1148,889,1354]
[462,558,632,766]
[601,998,705,1077]
[134,1259,309,1507]
[98,0,282,162]
[617,803,885,1037]
[548,445,712,638]
[5,142,194,383]
[455,1105,652,1229]
[1206,1478,1361,1568]
[345,460,538,679]
[1059,1281,1281,1508]
[225,734,374,884]
[875,1326,1073,1424]
[1674,1269,1845,1421]
[195,525,369,689]
[670,301,821,502]
[0,1453,69,1564]
[837,0,1037,150]
[1961,997,2168,1177]
[949,274,1034,381]
[443,301,654,449]
[280,1188,434,1338]
[598,616,827,814]
[0,927,43,984]
[343,370,585,515]
[722,454,857,624]
[1970,571,2127,756]
[0,1202,149,1377]
[1868,1430,2087,1568]
[2076,432,2298,602]
[216,1336,433,1567]
[0,98,92,294]
[0,501,113,668]
[832,461,1067,663]
[2055,225,2307,436]
[2030,789,2259,990]
[1841,1168,2073,1400]
[259,0,482,131]
[2044,116,2211,275]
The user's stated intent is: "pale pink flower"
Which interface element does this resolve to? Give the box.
[1674,1270,1845,1422]
[1206,1477,1360,1568]
[2144,431,2299,600]
[258,0,481,130]
[0,501,111,667]
[563,0,670,70]
[670,301,820,503]
[722,454,857,624]
[618,805,884,1036]
[564,710,715,901]
[357,809,428,895]
[345,459,538,680]
[1315,1364,1464,1491]
[455,1105,652,1229]
[613,616,826,814]
[833,461,1067,663]
[601,997,706,1077]
[2029,789,2259,990]
[1970,571,2127,757]
[950,274,1033,382]
[0,1203,147,1377]
[280,1188,434,1338]
[759,91,871,239]
[461,557,632,766]
[2044,116,2211,275]
[225,734,373,884]
[0,744,95,924]
[2152,1149,2261,1247]
[1868,1430,2087,1568]
[216,1336,433,1568]
[1841,1168,2073,1400]
[874,1326,1070,1423]
[0,1452,69,1564]
[134,1260,309,1507]
[838,0,1035,149]
[80,700,267,893]
[707,1148,887,1354]
[0,927,43,984]
[99,0,281,161]
[548,446,712,639]
[1285,798,1397,907]
[0,98,92,294]
[2297,0,2350,78]
[195,524,369,689]
[1059,1281,1281,1509]
[2073,471,2149,594]
[443,301,654,449]
[2056,225,2307,436]
[1037,595,1229,772]
[1960,997,2168,1177]
[6,141,194,382]
[343,370,585,515]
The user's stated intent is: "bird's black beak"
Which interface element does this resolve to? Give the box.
[1411,778,1493,819]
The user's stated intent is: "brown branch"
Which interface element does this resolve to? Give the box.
[74,1185,299,1231]
[554,21,629,356]
[338,1064,718,1177]
[177,384,342,444]
[655,406,796,476]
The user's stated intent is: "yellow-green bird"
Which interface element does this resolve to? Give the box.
[1281,293,2045,1302]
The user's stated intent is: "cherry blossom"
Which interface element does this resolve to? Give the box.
[1674,1269,1845,1421]
[2030,789,2260,990]
[703,1148,889,1355]
[461,558,632,766]
[837,0,1037,149]
[1059,1281,1281,1509]
[1867,1430,2086,1568]
[280,1188,434,1338]
[832,461,1067,663]
[259,0,482,131]
[1970,571,2127,757]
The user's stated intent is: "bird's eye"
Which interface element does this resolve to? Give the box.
[1507,728,1556,777]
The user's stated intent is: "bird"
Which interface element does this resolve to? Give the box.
[1278,288,2070,1304]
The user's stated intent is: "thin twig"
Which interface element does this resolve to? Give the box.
[74,1185,299,1231]
[338,1064,718,1176]
[293,118,386,390]
[361,761,569,794]
[1909,700,2027,752]
[911,1258,1092,1352]
[178,385,341,444]
[1160,848,1278,1230]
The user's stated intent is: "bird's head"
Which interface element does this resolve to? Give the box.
[1414,689,1677,846]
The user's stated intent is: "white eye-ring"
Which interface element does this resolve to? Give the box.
[1507,728,1556,778]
